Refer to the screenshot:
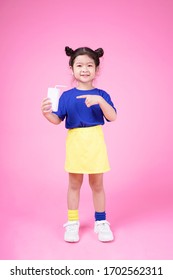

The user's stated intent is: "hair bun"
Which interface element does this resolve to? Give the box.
[65,46,74,56]
[95,48,104,58]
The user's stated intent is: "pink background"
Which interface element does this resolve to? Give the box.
[0,0,173,259]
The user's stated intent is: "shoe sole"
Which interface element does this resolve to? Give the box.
[64,238,79,243]
[98,237,114,242]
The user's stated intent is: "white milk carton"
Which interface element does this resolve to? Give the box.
[47,85,67,111]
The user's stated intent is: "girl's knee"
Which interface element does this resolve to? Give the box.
[89,174,103,192]
[69,173,83,190]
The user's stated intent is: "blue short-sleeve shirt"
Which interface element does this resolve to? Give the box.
[53,87,116,129]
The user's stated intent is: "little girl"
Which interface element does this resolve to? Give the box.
[41,46,117,242]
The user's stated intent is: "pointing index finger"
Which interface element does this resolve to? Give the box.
[76,95,88,99]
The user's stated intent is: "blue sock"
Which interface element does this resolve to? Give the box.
[95,211,106,221]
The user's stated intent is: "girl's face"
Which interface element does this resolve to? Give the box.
[71,54,98,86]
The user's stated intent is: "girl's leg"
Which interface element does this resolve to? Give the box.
[88,173,105,212]
[67,172,83,209]
[89,173,114,242]
[64,173,83,242]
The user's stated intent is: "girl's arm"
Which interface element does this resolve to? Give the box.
[41,97,62,125]
[76,95,117,121]
[98,96,117,121]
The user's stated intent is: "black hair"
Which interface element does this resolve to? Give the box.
[65,46,104,67]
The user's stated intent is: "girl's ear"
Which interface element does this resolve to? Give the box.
[69,66,74,75]
[96,66,99,73]
[95,66,100,78]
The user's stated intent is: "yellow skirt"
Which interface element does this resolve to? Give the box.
[65,125,110,174]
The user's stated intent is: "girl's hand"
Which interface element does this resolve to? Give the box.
[77,94,117,121]
[76,95,102,107]
[41,97,52,114]
[41,97,62,124]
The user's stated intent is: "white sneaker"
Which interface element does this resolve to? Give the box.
[94,220,114,242]
[63,221,80,242]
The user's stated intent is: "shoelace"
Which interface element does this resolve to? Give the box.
[63,222,79,231]
[96,221,111,232]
